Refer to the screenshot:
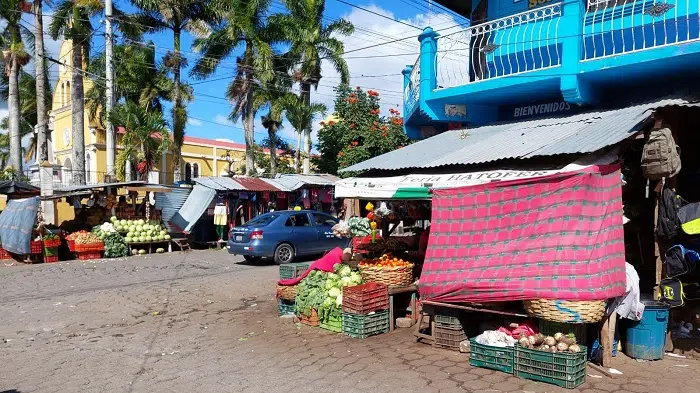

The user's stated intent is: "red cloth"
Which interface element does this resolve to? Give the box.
[498,321,538,338]
[419,165,626,303]
[278,247,343,286]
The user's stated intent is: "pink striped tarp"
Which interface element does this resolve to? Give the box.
[419,165,626,303]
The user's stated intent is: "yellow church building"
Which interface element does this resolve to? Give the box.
[49,41,278,187]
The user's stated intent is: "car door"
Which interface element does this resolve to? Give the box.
[311,213,347,252]
[283,212,317,256]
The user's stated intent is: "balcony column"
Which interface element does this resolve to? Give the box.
[402,64,421,139]
[560,1,594,104]
[402,64,413,114]
[418,27,439,99]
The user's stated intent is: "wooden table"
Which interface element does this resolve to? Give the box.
[388,284,419,332]
[128,240,170,254]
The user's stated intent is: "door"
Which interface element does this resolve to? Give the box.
[312,213,346,252]
[283,213,317,255]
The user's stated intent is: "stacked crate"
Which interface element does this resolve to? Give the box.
[342,282,390,338]
[434,309,468,351]
[277,263,309,316]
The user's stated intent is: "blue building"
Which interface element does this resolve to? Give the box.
[402,0,700,139]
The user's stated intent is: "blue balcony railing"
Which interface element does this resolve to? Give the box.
[404,57,420,113]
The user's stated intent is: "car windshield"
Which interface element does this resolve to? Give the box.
[244,214,279,226]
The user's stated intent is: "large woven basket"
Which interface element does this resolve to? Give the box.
[359,264,414,287]
[276,284,298,301]
[523,299,606,323]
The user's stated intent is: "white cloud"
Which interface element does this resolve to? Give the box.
[214,114,234,125]
[187,118,203,127]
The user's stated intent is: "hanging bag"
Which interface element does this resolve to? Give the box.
[658,278,686,307]
[641,127,681,180]
[678,203,700,235]
[664,245,699,278]
[657,188,686,240]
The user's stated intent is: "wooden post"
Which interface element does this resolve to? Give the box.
[600,314,612,367]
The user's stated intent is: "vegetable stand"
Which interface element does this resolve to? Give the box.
[128,240,170,255]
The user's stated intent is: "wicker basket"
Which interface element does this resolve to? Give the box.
[523,299,606,323]
[276,284,299,301]
[300,309,320,326]
[359,264,414,287]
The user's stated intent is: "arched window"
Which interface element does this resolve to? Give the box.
[192,163,199,178]
[185,163,192,182]
[60,83,65,106]
[63,157,73,186]
[85,153,91,183]
[65,81,70,106]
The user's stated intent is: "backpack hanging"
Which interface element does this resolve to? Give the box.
[678,203,700,235]
[657,188,686,240]
[641,127,681,180]
[658,278,685,307]
[664,244,699,278]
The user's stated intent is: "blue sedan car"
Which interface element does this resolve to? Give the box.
[227,210,349,264]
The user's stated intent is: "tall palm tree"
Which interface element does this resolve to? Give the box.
[283,97,326,174]
[271,0,353,174]
[131,0,212,182]
[109,101,171,181]
[1,0,33,172]
[191,0,278,176]
[33,0,50,163]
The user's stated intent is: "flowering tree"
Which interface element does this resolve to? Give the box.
[316,85,409,175]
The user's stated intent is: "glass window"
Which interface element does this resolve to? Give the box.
[285,213,311,227]
[312,213,337,226]
[246,213,279,226]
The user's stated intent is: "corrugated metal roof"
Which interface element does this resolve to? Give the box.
[271,174,339,190]
[342,97,700,172]
[56,181,146,192]
[258,178,293,192]
[193,177,244,191]
[156,187,191,234]
[233,177,281,191]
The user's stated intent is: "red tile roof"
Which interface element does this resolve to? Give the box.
[232,177,281,192]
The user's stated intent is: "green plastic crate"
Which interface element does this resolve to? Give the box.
[434,326,467,350]
[279,263,310,280]
[342,310,389,339]
[468,338,514,374]
[514,344,587,389]
[320,315,342,333]
[278,299,295,316]
[538,320,586,346]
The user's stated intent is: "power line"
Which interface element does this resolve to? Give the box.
[333,0,421,30]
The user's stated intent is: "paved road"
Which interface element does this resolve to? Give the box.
[2,251,699,393]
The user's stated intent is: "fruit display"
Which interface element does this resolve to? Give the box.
[358,254,413,268]
[73,232,102,245]
[103,232,129,258]
[517,332,581,353]
[100,217,170,243]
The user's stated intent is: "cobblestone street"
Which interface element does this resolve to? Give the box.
[2,250,700,393]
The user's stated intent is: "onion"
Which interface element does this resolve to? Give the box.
[558,336,575,346]
[519,337,531,348]
[528,335,537,346]
[533,334,545,346]
[554,332,563,341]
[544,336,556,346]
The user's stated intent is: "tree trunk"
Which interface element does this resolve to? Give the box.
[301,83,312,174]
[34,0,49,163]
[171,28,184,182]
[244,87,255,176]
[71,41,86,185]
[8,55,22,173]
[268,125,278,177]
[295,131,301,173]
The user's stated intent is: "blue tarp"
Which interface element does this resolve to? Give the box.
[0,196,40,254]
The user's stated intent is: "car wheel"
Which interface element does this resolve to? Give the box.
[274,243,295,265]
[243,255,262,262]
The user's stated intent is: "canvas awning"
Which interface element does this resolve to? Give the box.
[170,185,216,233]
[335,152,617,199]
[0,196,40,254]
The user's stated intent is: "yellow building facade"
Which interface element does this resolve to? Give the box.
[49,41,275,187]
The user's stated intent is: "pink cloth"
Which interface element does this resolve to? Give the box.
[278,247,343,286]
[498,321,538,338]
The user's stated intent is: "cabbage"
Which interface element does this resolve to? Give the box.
[327,273,339,280]
[322,297,334,308]
[336,294,343,306]
[325,279,335,290]
[333,263,343,273]
[350,272,362,284]
[341,276,352,287]
[328,287,341,298]
[339,266,352,277]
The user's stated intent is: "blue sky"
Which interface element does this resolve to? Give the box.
[3,1,467,150]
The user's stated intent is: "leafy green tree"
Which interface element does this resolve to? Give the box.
[109,102,171,181]
[283,97,326,173]
[0,0,33,171]
[316,85,409,176]
[130,0,213,182]
[271,0,353,174]
[191,0,280,176]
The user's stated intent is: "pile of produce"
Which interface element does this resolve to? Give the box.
[358,253,413,268]
[100,217,171,243]
[347,217,371,237]
[66,231,89,241]
[103,232,129,258]
[517,332,581,353]
[73,232,102,245]
[331,221,350,238]
[294,264,362,320]
[360,237,409,255]
[43,233,60,242]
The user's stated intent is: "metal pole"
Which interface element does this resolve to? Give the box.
[105,0,115,178]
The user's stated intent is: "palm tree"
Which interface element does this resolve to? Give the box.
[1,0,33,172]
[109,101,171,181]
[271,0,353,174]
[191,0,278,176]
[131,0,212,182]
[85,42,185,122]
[283,97,326,174]
[33,0,49,163]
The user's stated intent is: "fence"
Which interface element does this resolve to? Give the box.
[23,169,182,190]
[436,3,563,89]
[404,57,421,113]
